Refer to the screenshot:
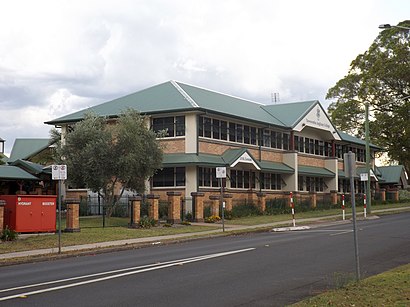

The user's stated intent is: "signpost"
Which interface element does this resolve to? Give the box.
[52,165,67,254]
[216,167,226,232]
[344,152,361,281]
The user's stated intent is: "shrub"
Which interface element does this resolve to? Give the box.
[1,226,18,241]
[180,221,191,226]
[138,216,156,228]
[231,203,261,218]
[204,215,221,223]
[184,212,193,222]
[223,209,233,220]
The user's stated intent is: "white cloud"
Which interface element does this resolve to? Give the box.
[0,0,409,155]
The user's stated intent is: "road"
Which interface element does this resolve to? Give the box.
[0,212,409,306]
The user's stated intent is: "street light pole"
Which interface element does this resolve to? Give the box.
[365,102,371,213]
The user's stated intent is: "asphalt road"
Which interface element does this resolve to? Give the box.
[0,212,409,307]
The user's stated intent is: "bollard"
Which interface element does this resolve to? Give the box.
[290,192,295,227]
[363,194,367,218]
[342,194,345,220]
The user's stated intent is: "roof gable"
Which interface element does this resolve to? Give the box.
[378,165,407,184]
[0,165,39,180]
[9,138,51,162]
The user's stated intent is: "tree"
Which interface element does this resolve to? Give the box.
[326,20,410,177]
[53,109,163,216]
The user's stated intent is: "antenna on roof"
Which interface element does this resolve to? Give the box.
[271,92,280,104]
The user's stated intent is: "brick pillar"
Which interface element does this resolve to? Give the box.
[309,192,317,208]
[129,196,141,228]
[147,194,160,222]
[248,191,257,204]
[223,193,233,211]
[209,195,220,217]
[256,192,267,212]
[330,190,338,205]
[65,199,80,232]
[0,200,5,233]
[392,188,399,202]
[191,192,205,222]
[167,191,182,224]
[380,189,386,202]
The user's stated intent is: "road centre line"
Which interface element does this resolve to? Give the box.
[0,248,255,302]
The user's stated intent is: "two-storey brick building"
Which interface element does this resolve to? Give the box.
[46,81,381,211]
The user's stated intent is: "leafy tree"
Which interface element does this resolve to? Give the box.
[53,109,163,216]
[326,20,410,177]
[0,153,5,165]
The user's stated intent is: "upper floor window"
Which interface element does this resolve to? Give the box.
[152,116,185,137]
[152,167,185,187]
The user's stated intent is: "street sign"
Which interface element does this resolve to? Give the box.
[360,173,368,181]
[216,167,227,178]
[52,165,67,180]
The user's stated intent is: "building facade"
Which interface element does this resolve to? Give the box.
[46,81,381,210]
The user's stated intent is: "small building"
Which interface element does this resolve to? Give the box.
[378,165,408,190]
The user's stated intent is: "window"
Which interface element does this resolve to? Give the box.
[221,121,228,140]
[283,133,289,150]
[153,167,185,187]
[153,116,185,137]
[261,173,282,190]
[229,122,236,142]
[213,119,220,139]
[250,127,257,145]
[299,176,324,192]
[230,170,256,189]
[198,167,219,187]
[204,117,212,138]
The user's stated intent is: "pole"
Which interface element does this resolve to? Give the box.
[348,151,361,281]
[365,102,371,213]
[290,192,295,227]
[220,178,225,232]
[342,194,345,221]
[58,180,62,254]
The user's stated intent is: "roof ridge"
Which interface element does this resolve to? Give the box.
[175,80,266,106]
[170,80,199,108]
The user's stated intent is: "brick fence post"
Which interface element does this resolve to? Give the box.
[129,196,141,228]
[147,194,160,222]
[309,191,317,209]
[256,192,267,212]
[65,199,81,232]
[330,190,338,205]
[191,192,205,222]
[0,200,5,233]
[223,193,233,211]
[167,191,182,224]
[380,189,386,202]
[209,195,220,217]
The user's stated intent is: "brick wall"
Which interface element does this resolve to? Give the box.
[160,139,185,153]
[298,155,325,167]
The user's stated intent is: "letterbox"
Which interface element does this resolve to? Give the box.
[0,195,57,233]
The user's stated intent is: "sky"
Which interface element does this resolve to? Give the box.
[0,0,409,156]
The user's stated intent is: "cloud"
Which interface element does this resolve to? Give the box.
[1,0,409,155]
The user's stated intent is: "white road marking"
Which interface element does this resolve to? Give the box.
[0,248,255,301]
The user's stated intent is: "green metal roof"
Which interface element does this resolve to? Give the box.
[377,165,406,184]
[45,81,286,127]
[163,151,293,174]
[337,131,381,150]
[10,159,51,175]
[257,161,294,173]
[162,153,225,167]
[9,138,51,162]
[261,100,317,127]
[0,165,39,180]
[298,165,334,177]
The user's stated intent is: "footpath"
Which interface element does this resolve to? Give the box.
[1,207,409,261]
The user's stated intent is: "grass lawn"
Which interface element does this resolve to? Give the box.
[290,263,410,306]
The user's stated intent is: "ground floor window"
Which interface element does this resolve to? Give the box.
[152,167,185,187]
[198,167,220,187]
[260,172,282,190]
[230,170,256,189]
[338,179,365,194]
[299,176,324,192]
